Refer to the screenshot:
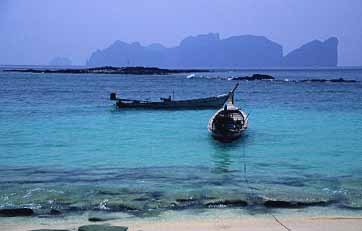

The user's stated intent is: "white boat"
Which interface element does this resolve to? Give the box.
[208,83,248,142]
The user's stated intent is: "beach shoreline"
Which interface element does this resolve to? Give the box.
[1,208,362,231]
[2,215,362,231]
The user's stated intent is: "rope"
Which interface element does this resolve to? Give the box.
[271,214,292,231]
[241,141,293,231]
[242,143,252,191]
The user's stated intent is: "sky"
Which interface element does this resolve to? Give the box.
[0,0,361,66]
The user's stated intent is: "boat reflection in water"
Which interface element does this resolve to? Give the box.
[208,83,248,142]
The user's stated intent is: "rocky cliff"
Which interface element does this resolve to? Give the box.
[87,34,338,68]
[282,37,338,67]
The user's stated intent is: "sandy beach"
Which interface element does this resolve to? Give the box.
[121,216,362,231]
[1,210,362,231]
[2,216,362,231]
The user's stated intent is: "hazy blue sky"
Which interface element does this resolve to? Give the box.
[1,0,361,66]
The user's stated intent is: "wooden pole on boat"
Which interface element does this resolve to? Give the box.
[231,83,239,94]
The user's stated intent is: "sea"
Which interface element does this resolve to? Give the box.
[0,67,362,218]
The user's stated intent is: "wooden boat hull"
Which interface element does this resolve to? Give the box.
[208,107,248,142]
[115,94,229,109]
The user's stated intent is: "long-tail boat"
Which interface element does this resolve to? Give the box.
[208,83,248,142]
[110,85,238,109]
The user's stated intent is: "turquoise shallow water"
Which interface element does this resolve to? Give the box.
[0,68,362,215]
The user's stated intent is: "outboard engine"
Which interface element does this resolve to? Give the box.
[110,92,117,100]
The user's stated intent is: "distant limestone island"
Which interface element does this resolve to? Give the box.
[87,33,338,68]
[49,57,72,66]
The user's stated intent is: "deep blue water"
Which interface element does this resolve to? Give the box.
[0,68,362,215]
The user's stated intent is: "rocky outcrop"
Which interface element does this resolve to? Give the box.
[4,66,208,75]
[0,208,34,217]
[88,216,117,222]
[87,33,339,68]
[231,74,274,81]
[30,229,70,231]
[49,209,62,216]
[263,200,332,208]
[78,224,128,231]
[282,37,338,67]
[87,33,283,68]
[300,78,357,83]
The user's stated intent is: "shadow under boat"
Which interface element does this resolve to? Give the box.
[110,87,234,110]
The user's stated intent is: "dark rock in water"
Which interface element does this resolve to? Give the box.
[298,200,333,207]
[0,208,34,217]
[133,197,149,202]
[30,229,70,231]
[49,209,62,215]
[232,74,274,81]
[88,216,117,222]
[4,66,208,75]
[172,198,200,209]
[340,204,362,210]
[300,78,357,83]
[78,224,128,231]
[300,79,328,83]
[264,200,298,208]
[176,198,198,203]
[264,200,332,208]
[330,78,357,83]
[107,203,138,212]
[252,74,274,80]
[205,199,248,207]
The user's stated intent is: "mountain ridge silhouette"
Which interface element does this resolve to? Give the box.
[87,33,338,68]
